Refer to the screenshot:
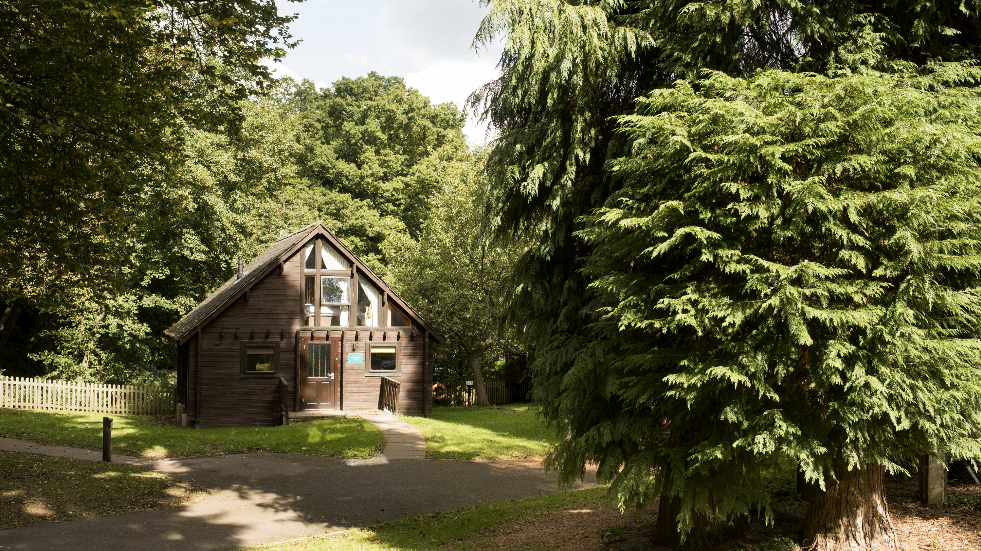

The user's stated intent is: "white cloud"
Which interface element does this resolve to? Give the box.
[343,53,371,67]
[376,0,492,66]
[405,59,499,145]
[263,59,303,82]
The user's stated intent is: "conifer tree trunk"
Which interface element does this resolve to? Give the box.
[803,462,898,551]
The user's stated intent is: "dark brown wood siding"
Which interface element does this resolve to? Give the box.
[336,329,427,416]
[184,244,437,428]
[193,253,304,428]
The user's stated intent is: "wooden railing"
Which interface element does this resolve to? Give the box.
[278,377,290,426]
[379,376,400,414]
[0,376,174,415]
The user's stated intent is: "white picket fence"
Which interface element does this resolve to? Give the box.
[0,376,174,415]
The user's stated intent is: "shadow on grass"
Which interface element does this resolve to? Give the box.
[0,451,204,529]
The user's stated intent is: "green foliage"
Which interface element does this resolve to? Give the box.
[0,451,205,528]
[575,68,981,527]
[0,409,384,458]
[390,149,525,389]
[0,0,301,383]
[0,68,474,384]
[17,89,304,383]
[478,0,981,542]
[289,73,469,275]
[0,0,297,303]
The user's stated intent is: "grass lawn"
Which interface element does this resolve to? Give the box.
[0,450,206,528]
[403,404,557,460]
[242,486,612,551]
[0,409,384,459]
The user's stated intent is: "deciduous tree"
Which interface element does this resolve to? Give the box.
[391,150,524,406]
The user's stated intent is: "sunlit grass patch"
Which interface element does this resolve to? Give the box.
[403,404,556,460]
[0,451,206,528]
[0,409,384,459]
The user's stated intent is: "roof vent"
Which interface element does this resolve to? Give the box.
[237,257,243,280]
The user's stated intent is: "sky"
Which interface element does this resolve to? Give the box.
[267,0,504,144]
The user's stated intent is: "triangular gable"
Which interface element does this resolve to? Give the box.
[165,222,446,345]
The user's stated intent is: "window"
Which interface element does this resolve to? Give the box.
[242,342,279,376]
[321,277,349,326]
[322,277,349,303]
[357,279,380,327]
[389,304,411,327]
[368,344,398,374]
[308,343,331,378]
[302,239,352,327]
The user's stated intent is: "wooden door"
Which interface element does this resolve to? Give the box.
[300,339,339,410]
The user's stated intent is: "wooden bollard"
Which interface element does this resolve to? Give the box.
[102,417,112,462]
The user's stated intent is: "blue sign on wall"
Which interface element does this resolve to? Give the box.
[348,352,364,364]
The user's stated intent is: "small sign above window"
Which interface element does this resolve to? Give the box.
[348,352,364,364]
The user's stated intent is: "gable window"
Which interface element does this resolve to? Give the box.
[357,279,380,327]
[389,304,411,327]
[368,343,399,374]
[302,239,352,327]
[242,342,279,376]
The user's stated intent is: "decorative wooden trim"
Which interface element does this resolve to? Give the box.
[314,240,322,327]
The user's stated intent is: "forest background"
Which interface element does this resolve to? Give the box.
[0,0,514,395]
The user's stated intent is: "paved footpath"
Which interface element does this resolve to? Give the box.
[0,412,595,550]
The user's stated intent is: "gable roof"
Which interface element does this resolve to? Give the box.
[164,222,445,345]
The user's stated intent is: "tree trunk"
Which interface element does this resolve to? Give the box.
[79,311,106,373]
[0,305,22,355]
[654,494,731,547]
[803,462,898,551]
[470,352,489,406]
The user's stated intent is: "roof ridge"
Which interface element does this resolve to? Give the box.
[273,222,320,244]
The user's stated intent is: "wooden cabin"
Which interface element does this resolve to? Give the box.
[164,222,444,428]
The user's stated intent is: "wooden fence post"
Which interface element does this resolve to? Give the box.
[102,417,113,462]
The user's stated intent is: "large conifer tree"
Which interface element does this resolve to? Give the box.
[476,0,981,548]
